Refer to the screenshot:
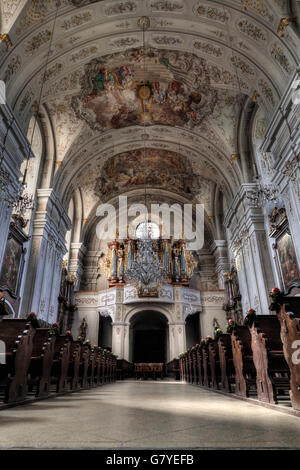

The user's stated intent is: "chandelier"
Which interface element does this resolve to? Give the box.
[125,238,167,294]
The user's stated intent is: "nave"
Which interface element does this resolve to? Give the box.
[1,380,300,450]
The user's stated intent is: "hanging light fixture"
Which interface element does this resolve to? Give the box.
[124,16,167,295]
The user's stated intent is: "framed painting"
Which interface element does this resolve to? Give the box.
[0,234,25,297]
[0,216,29,302]
[274,229,300,293]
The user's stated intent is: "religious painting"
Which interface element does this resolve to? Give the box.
[275,229,300,293]
[0,234,25,297]
[95,149,198,200]
[72,48,218,131]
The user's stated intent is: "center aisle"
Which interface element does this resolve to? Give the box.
[1,380,300,449]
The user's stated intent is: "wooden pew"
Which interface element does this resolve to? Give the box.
[249,315,290,404]
[218,334,235,392]
[28,328,56,398]
[90,350,98,387]
[68,341,82,391]
[104,355,110,383]
[51,336,71,393]
[191,348,198,384]
[179,357,185,381]
[277,303,300,410]
[231,325,256,397]
[187,351,193,383]
[152,363,163,380]
[107,356,113,383]
[196,346,203,386]
[182,355,188,381]
[112,356,117,382]
[166,359,180,380]
[134,363,161,380]
[116,359,133,380]
[208,340,221,390]
[0,319,35,403]
[80,344,90,389]
[201,342,211,388]
[95,350,103,385]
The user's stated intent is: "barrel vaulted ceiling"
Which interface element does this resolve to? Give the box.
[0,0,299,220]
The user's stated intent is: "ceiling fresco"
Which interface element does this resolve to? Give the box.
[71,48,218,130]
[95,148,199,200]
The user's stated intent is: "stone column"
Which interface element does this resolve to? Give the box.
[168,322,176,361]
[225,184,275,315]
[81,250,102,290]
[20,189,71,319]
[37,236,57,321]
[112,322,126,359]
[48,250,65,324]
[212,240,230,289]
[169,321,186,359]
[68,242,87,290]
[200,291,226,337]
[122,323,130,361]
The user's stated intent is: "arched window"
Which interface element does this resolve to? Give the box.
[135,221,160,239]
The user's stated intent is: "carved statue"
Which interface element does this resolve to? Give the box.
[79,317,88,340]
[223,265,243,324]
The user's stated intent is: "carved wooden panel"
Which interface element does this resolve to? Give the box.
[278,305,300,410]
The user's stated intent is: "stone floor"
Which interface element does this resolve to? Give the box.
[1,380,300,449]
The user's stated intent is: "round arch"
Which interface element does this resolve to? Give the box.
[124,304,173,325]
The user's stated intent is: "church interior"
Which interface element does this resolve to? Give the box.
[0,0,300,452]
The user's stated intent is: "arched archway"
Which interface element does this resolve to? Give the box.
[130,311,168,364]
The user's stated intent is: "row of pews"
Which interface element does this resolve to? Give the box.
[134,363,164,380]
[0,319,117,406]
[179,302,300,411]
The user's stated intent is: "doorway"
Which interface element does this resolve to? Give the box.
[130,311,168,363]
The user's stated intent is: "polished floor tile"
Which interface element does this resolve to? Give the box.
[0,380,300,449]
